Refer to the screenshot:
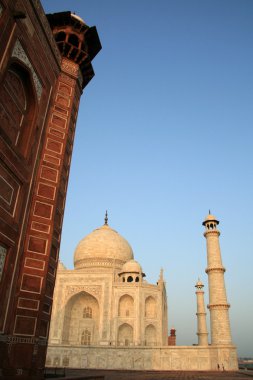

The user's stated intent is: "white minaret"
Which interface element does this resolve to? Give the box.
[195,279,208,346]
[203,212,232,345]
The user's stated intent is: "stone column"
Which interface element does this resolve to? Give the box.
[195,279,208,346]
[203,213,232,345]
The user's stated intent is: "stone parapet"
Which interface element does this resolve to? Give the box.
[46,344,238,371]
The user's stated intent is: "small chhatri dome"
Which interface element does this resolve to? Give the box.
[58,260,66,271]
[202,211,219,226]
[74,217,134,270]
[70,12,86,25]
[195,278,204,289]
[120,259,143,274]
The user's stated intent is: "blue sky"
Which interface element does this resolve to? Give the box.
[42,0,253,357]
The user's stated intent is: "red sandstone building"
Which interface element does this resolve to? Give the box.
[0,0,101,378]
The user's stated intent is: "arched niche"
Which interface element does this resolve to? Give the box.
[117,323,133,346]
[145,296,156,318]
[62,291,99,345]
[81,328,91,345]
[0,60,38,157]
[118,294,134,317]
[145,324,156,346]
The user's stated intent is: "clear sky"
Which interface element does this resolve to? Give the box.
[41,0,253,357]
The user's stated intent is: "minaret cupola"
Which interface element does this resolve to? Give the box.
[47,11,101,88]
[202,211,219,232]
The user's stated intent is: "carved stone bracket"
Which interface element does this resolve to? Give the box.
[205,267,226,274]
[0,334,47,345]
[207,303,230,310]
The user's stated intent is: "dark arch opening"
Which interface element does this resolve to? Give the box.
[55,31,66,42]
[0,60,37,157]
[68,33,79,47]
[127,276,133,283]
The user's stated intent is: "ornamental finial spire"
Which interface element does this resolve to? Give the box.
[104,210,108,225]
[209,209,211,215]
[158,267,164,283]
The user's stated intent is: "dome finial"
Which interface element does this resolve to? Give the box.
[104,210,108,225]
[209,209,211,215]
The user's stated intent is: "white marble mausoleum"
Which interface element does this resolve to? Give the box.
[46,213,238,371]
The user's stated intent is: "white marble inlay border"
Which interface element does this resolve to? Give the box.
[0,245,7,281]
[11,39,42,100]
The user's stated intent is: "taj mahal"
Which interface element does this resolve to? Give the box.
[46,212,238,370]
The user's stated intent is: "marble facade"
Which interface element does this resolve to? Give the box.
[46,214,238,371]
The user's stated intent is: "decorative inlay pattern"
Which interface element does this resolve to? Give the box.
[27,236,48,255]
[205,267,225,274]
[204,230,220,237]
[207,303,230,310]
[18,298,39,311]
[75,258,124,269]
[43,154,61,167]
[55,94,70,107]
[31,221,50,234]
[46,138,63,154]
[40,166,59,183]
[0,245,7,281]
[0,176,14,205]
[25,257,45,271]
[21,273,43,294]
[46,345,239,370]
[61,58,79,78]
[49,128,65,139]
[33,201,53,219]
[11,64,80,363]
[14,315,37,336]
[0,163,21,216]
[12,40,42,100]
[51,114,67,129]
[31,0,61,62]
[37,183,56,200]
[2,335,47,352]
[66,285,102,300]
[59,73,76,87]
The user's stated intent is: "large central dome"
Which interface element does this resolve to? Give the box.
[74,221,134,270]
